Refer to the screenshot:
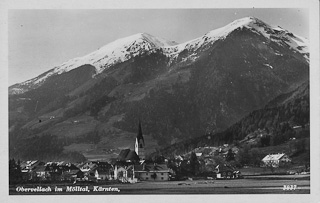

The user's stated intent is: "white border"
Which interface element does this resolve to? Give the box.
[1,0,319,203]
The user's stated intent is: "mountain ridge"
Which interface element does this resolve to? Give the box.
[9,17,308,95]
[9,17,309,161]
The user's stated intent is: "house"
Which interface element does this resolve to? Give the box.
[61,169,84,182]
[79,161,99,179]
[215,164,240,179]
[261,153,291,168]
[45,162,63,181]
[20,160,41,171]
[134,163,170,181]
[195,153,203,157]
[46,161,83,181]
[33,165,50,180]
[95,169,110,181]
[20,160,43,181]
[94,161,113,181]
[80,162,98,174]
[113,161,136,183]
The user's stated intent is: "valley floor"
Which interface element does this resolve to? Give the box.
[9,174,310,195]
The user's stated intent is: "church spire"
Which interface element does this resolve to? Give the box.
[137,120,144,145]
[135,120,145,160]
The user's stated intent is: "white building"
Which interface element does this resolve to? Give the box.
[261,153,291,168]
[134,163,170,181]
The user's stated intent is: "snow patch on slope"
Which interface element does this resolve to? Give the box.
[264,63,273,69]
[20,33,178,86]
[11,17,309,94]
[163,17,309,64]
[54,33,177,75]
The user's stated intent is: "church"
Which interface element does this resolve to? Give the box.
[113,121,145,183]
[113,121,170,182]
[116,121,145,162]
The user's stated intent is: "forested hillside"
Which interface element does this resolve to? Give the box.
[157,82,309,157]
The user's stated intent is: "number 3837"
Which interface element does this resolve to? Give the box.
[283,185,297,190]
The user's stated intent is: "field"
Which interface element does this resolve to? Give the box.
[9,175,310,195]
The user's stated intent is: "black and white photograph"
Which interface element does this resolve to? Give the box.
[1,0,319,202]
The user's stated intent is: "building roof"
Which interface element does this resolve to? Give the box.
[80,162,98,172]
[96,168,111,174]
[94,162,113,173]
[117,149,139,162]
[20,160,41,170]
[196,153,202,157]
[127,150,139,161]
[215,164,236,172]
[262,153,286,161]
[33,165,48,172]
[64,169,83,175]
[94,161,113,170]
[135,163,169,172]
[118,149,130,160]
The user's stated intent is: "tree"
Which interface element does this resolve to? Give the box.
[167,158,179,175]
[249,148,263,166]
[293,139,307,155]
[151,173,157,180]
[213,155,226,166]
[152,155,166,164]
[9,159,22,184]
[260,135,270,147]
[226,149,235,162]
[236,145,251,166]
[189,152,199,176]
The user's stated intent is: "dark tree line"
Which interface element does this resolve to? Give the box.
[9,159,22,184]
[155,86,309,157]
[10,130,86,162]
[166,152,200,178]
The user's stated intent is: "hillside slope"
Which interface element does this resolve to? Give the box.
[157,81,309,157]
[9,17,309,161]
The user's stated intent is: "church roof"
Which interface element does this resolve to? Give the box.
[117,149,140,162]
[127,150,140,161]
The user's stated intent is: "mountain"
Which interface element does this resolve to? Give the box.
[9,17,309,161]
[9,33,178,95]
[9,17,308,95]
[156,81,310,157]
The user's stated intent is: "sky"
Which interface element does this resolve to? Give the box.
[8,8,309,86]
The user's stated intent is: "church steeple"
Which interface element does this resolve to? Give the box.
[137,121,144,145]
[135,120,145,159]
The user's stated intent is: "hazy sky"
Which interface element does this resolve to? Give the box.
[8,8,309,85]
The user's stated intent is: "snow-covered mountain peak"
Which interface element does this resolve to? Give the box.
[10,17,309,95]
[96,32,177,52]
[222,16,262,28]
[205,16,270,38]
[37,33,177,81]
[13,32,179,91]
[162,17,267,61]
[140,33,179,47]
[163,16,309,64]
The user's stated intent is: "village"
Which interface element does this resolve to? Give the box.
[9,123,309,187]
